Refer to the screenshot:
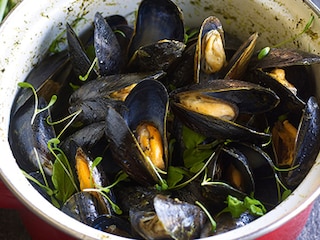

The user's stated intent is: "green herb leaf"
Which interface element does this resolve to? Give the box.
[182,125,207,149]
[224,195,247,218]
[166,166,186,188]
[243,196,266,216]
[182,126,213,169]
[258,46,270,60]
[51,153,77,203]
[91,157,103,170]
[189,161,205,173]
[220,195,267,218]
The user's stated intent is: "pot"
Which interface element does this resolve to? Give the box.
[1,0,320,239]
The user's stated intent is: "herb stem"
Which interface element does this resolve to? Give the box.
[169,151,215,190]
[195,201,216,232]
[55,109,82,139]
[79,57,97,81]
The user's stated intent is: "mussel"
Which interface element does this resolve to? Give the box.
[128,0,184,58]
[170,79,280,144]
[130,194,209,240]
[9,97,56,175]
[68,71,166,124]
[273,96,320,189]
[105,80,169,186]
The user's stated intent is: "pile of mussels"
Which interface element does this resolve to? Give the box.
[8,0,320,239]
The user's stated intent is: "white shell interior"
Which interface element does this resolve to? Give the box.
[1,0,320,239]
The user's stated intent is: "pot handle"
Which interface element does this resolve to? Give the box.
[305,0,320,17]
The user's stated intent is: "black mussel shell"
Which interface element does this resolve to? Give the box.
[91,214,132,238]
[9,97,56,175]
[128,0,184,58]
[286,96,320,188]
[248,69,305,121]
[66,23,97,81]
[130,194,208,240]
[61,191,111,226]
[94,12,124,76]
[249,48,320,70]
[69,71,166,104]
[11,51,71,117]
[128,39,186,72]
[105,80,169,186]
[170,79,279,144]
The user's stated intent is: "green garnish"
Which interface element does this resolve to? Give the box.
[219,195,266,218]
[79,57,97,81]
[48,138,79,197]
[257,46,270,60]
[195,201,216,232]
[18,82,57,124]
[182,126,217,170]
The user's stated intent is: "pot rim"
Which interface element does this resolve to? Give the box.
[1,0,320,239]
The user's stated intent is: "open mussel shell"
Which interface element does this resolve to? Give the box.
[222,32,258,80]
[175,79,280,114]
[8,97,56,175]
[248,69,305,120]
[68,71,166,124]
[69,71,166,104]
[286,96,320,188]
[128,0,184,58]
[201,144,254,211]
[194,16,226,82]
[94,12,124,76]
[249,47,320,70]
[66,23,98,81]
[170,79,279,144]
[105,80,169,186]
[218,145,255,194]
[228,142,279,208]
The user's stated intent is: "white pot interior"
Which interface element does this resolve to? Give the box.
[1,0,320,239]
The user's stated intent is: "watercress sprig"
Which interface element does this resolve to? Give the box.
[218,195,267,218]
[18,82,57,124]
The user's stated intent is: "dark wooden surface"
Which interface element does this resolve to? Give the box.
[0,196,319,239]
